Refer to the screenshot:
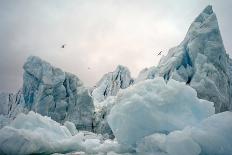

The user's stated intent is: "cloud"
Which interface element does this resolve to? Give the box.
[0,0,231,92]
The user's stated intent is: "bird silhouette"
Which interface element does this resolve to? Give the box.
[157,51,163,56]
[61,44,66,48]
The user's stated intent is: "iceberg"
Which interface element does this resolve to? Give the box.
[107,78,214,146]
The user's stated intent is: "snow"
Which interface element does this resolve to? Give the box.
[107,78,214,146]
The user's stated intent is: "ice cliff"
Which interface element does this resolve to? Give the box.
[137,5,231,113]
[22,56,94,130]
[91,65,133,103]
[0,90,27,128]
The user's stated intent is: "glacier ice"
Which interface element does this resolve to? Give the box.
[91,65,134,137]
[0,111,79,155]
[0,90,27,128]
[107,78,214,146]
[136,111,232,155]
[136,5,232,113]
[64,121,78,136]
[1,102,232,155]
[0,5,232,155]
[0,111,131,155]
[93,97,117,139]
[91,65,134,103]
[23,56,94,130]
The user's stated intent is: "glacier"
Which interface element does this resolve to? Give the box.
[91,65,133,103]
[23,56,95,130]
[0,5,232,155]
[0,89,27,128]
[136,5,231,113]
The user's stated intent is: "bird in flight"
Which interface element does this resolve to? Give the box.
[157,51,163,56]
[61,44,66,48]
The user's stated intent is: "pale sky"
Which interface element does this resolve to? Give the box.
[0,0,231,92]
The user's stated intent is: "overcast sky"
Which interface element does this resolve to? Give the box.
[0,0,231,92]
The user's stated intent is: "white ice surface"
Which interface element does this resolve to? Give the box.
[136,111,232,155]
[108,78,214,146]
[0,111,131,155]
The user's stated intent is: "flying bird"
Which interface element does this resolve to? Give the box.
[157,51,163,56]
[61,44,66,48]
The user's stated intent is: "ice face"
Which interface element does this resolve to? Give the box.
[91,65,134,103]
[23,56,94,130]
[91,65,134,137]
[0,90,27,128]
[93,97,116,139]
[107,78,214,146]
[136,5,231,113]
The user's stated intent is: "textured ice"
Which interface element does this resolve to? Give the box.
[0,90,27,128]
[108,78,214,146]
[0,5,232,155]
[91,65,133,103]
[93,97,117,139]
[1,99,230,155]
[64,121,78,136]
[0,111,131,155]
[91,65,134,137]
[23,56,94,130]
[136,5,232,113]
[136,111,232,155]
